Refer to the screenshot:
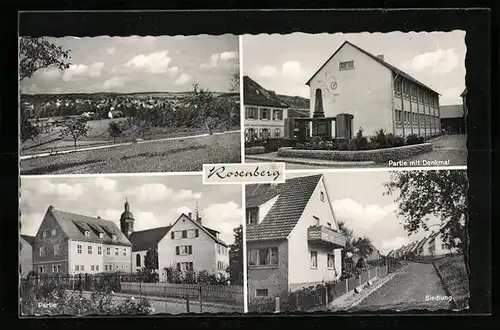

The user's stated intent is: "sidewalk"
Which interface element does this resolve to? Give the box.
[20,130,241,161]
[329,264,410,312]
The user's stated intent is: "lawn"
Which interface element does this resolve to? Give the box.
[433,254,470,309]
[20,131,241,174]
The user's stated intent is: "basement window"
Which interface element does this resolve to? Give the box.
[255,289,269,297]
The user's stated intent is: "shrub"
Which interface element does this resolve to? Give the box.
[354,128,369,150]
[406,134,424,145]
[387,133,406,147]
[370,129,389,148]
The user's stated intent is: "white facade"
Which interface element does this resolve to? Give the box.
[133,250,148,272]
[68,240,132,274]
[426,233,457,257]
[20,236,33,277]
[307,42,440,138]
[157,215,229,282]
[244,105,288,140]
[287,177,343,291]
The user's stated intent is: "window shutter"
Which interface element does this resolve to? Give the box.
[171,232,175,239]
[189,245,192,254]
[175,246,179,255]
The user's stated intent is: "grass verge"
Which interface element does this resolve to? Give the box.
[433,254,470,309]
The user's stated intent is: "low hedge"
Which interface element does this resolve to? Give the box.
[245,138,297,153]
[279,143,432,163]
[245,146,265,155]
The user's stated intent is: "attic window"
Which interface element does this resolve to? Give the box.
[112,234,117,240]
[339,60,355,71]
[99,233,104,239]
[84,231,90,237]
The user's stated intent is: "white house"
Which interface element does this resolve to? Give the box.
[245,174,346,300]
[20,234,34,277]
[305,40,441,138]
[243,75,290,140]
[425,232,457,257]
[157,213,229,282]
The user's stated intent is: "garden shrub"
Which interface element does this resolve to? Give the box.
[370,129,389,148]
[386,133,406,147]
[406,134,425,145]
[354,128,369,150]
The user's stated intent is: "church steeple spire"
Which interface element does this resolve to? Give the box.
[120,198,134,238]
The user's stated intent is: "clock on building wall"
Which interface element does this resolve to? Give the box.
[317,71,338,99]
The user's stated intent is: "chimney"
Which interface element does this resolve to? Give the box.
[188,212,192,219]
[48,205,54,211]
[313,89,325,118]
[376,54,384,61]
[197,216,202,225]
[97,216,101,219]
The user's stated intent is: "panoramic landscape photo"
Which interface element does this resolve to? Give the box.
[19,35,241,175]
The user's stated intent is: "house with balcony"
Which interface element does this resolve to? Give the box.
[32,205,133,275]
[243,75,290,140]
[245,174,346,300]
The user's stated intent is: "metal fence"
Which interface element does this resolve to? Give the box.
[248,264,389,313]
[20,273,244,315]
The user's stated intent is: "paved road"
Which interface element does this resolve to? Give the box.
[349,262,453,312]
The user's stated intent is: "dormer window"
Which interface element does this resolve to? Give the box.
[246,208,258,225]
[99,233,104,239]
[84,231,90,237]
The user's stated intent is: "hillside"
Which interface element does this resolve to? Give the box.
[21,91,229,102]
[277,94,310,109]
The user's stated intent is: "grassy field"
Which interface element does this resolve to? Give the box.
[20,131,241,174]
[433,254,470,309]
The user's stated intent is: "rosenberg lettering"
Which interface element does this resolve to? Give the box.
[207,165,281,181]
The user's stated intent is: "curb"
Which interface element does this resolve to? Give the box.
[346,264,410,310]
[432,262,460,309]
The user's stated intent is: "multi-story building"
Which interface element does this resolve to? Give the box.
[305,40,441,138]
[32,205,132,275]
[20,234,34,277]
[157,213,229,281]
[246,174,346,300]
[243,75,289,140]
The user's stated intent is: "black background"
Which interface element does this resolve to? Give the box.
[1,2,496,329]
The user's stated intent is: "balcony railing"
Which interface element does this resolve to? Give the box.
[307,225,346,248]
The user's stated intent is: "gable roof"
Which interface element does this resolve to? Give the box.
[305,40,440,95]
[47,207,131,247]
[288,109,310,118]
[246,183,283,208]
[246,174,323,242]
[243,75,289,108]
[129,226,171,252]
[21,234,35,246]
[386,250,394,257]
[439,104,464,118]
[171,213,229,247]
[415,236,429,251]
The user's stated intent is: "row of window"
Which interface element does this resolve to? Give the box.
[76,244,127,256]
[394,78,439,107]
[394,111,440,126]
[245,107,284,121]
[217,261,227,271]
[245,128,281,141]
[171,229,199,240]
[310,251,336,269]
[83,230,117,241]
[39,244,60,257]
[38,265,61,274]
[41,229,57,238]
[176,262,194,271]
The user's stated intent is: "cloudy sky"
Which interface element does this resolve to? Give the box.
[20,175,242,246]
[288,171,447,255]
[20,35,239,94]
[242,31,466,105]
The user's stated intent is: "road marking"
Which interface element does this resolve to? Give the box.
[20,130,241,161]
[347,264,410,310]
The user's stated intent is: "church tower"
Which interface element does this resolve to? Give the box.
[120,197,135,238]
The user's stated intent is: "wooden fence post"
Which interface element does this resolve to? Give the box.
[164,287,167,313]
[275,297,280,313]
[186,295,190,313]
[198,284,202,313]
[345,279,348,294]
